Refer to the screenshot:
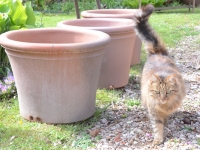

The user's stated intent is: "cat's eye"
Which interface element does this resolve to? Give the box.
[155,91,160,94]
[166,91,171,94]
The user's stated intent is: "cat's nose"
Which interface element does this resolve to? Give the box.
[160,99,167,104]
[160,94,166,100]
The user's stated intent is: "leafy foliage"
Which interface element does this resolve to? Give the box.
[0,0,36,79]
[0,0,36,33]
[31,0,174,12]
[32,0,96,13]
[122,0,166,8]
[101,0,124,8]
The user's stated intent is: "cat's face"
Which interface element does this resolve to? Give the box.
[148,74,177,104]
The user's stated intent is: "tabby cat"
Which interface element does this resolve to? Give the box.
[133,4,186,145]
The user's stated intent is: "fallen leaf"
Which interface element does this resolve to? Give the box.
[10,136,16,141]
[114,134,122,142]
[90,129,100,137]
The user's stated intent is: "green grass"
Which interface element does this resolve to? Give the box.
[130,48,146,77]
[194,34,200,46]
[0,98,104,149]
[35,12,76,28]
[1,9,200,149]
[150,9,200,46]
[96,89,122,106]
[197,138,200,146]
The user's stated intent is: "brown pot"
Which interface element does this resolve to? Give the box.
[81,9,142,65]
[57,18,135,88]
[0,28,110,124]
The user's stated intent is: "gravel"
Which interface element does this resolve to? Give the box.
[87,32,200,149]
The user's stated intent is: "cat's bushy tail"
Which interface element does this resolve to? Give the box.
[133,4,168,56]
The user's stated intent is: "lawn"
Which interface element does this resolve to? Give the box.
[35,12,76,28]
[1,8,200,149]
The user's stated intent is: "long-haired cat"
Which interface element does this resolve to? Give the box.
[133,5,186,145]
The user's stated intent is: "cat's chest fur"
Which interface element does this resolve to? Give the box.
[141,54,185,115]
[151,97,182,115]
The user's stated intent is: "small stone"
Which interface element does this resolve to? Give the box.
[196,127,200,133]
[100,138,107,143]
[102,145,109,148]
[111,126,116,130]
[120,141,126,145]
[196,65,200,70]
[108,142,113,146]
[133,141,138,144]
[183,118,191,124]
[130,131,134,135]
[106,136,111,140]
[101,118,107,124]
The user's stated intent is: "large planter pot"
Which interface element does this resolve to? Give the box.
[81,9,142,65]
[0,28,110,124]
[58,18,135,88]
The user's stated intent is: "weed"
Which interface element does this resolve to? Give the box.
[121,114,128,118]
[72,133,94,149]
[126,99,141,107]
[127,107,131,111]
[96,89,122,106]
[197,138,200,145]
[183,126,193,132]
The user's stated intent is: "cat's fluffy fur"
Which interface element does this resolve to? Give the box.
[133,4,186,145]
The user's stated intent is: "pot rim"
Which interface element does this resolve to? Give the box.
[57,18,135,34]
[0,28,110,53]
[81,9,138,19]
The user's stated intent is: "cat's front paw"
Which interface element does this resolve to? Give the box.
[152,138,164,145]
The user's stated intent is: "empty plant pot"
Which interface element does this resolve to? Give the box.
[81,9,142,65]
[57,18,135,88]
[0,28,110,124]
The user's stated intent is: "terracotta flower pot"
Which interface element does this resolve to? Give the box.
[81,9,142,65]
[58,18,135,88]
[0,28,110,124]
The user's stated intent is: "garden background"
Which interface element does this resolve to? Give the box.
[0,0,200,149]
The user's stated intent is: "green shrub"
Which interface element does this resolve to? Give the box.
[46,1,75,13]
[44,1,97,13]
[101,0,123,8]
[29,0,46,11]
[0,0,36,78]
[122,0,166,8]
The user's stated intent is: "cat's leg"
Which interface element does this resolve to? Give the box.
[149,111,165,145]
[164,116,169,127]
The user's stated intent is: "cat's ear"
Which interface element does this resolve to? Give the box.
[150,74,159,83]
[165,74,176,84]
